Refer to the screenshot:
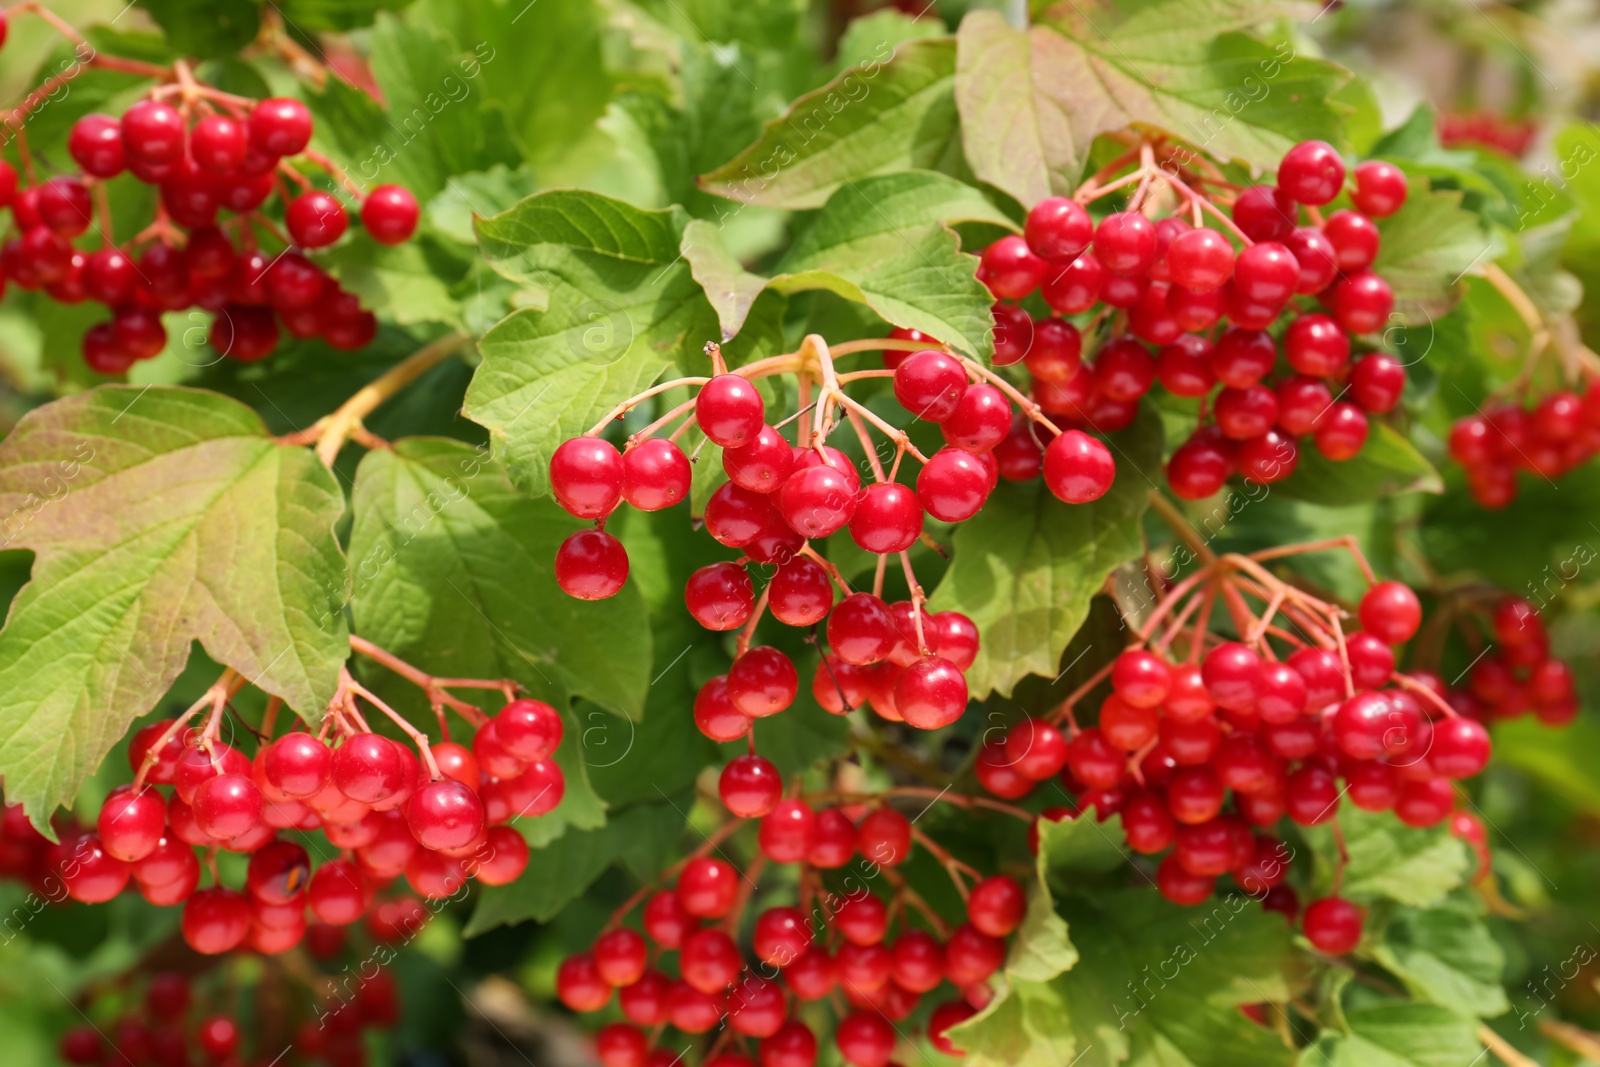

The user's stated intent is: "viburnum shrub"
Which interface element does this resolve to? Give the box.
[0,1,1595,1064]
[0,5,419,374]
[972,142,1408,500]
[1,637,548,956]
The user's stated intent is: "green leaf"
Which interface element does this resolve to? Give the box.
[929,410,1161,698]
[1302,808,1470,908]
[1309,1002,1482,1067]
[274,0,417,32]
[323,236,467,329]
[1274,422,1443,505]
[976,0,1349,202]
[1038,808,1129,878]
[464,797,688,933]
[684,171,1009,357]
[1488,714,1600,815]
[464,190,719,496]
[949,977,1080,1067]
[1003,813,1125,984]
[1373,184,1497,325]
[1000,887,1293,1067]
[347,438,652,720]
[0,388,348,828]
[307,20,516,203]
[407,0,615,171]
[135,0,260,59]
[697,39,960,210]
[1371,900,1509,1018]
[835,9,943,72]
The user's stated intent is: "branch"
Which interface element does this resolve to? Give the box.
[313,334,470,466]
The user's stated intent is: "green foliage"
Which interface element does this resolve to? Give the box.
[931,409,1161,697]
[0,388,347,829]
[135,0,259,59]
[1301,808,1471,908]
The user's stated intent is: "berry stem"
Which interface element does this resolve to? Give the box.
[798,545,854,596]
[313,334,471,466]
[958,356,1063,437]
[1388,670,1459,719]
[587,379,712,436]
[626,397,699,446]
[301,149,367,200]
[259,695,282,739]
[898,552,930,655]
[1046,661,1114,731]
[841,403,887,483]
[733,587,770,658]
[348,634,500,726]
[343,671,443,780]
[827,337,938,358]
[131,669,244,790]
[909,825,977,898]
[883,869,951,937]
[1249,535,1377,585]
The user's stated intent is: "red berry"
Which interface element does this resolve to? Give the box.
[1232,242,1300,306]
[1352,160,1408,217]
[182,886,251,954]
[1350,352,1406,414]
[849,482,923,555]
[1024,196,1092,262]
[719,753,782,817]
[678,857,739,918]
[991,303,1034,365]
[894,654,968,729]
[192,114,248,172]
[1359,581,1421,644]
[1329,271,1394,334]
[68,113,125,176]
[406,779,486,851]
[362,184,420,243]
[1283,226,1340,293]
[121,100,185,163]
[621,438,690,510]
[1091,211,1154,277]
[942,383,1012,452]
[1166,227,1234,292]
[685,561,755,631]
[555,529,629,599]
[557,952,613,1012]
[1314,402,1370,460]
[916,446,989,522]
[966,875,1026,937]
[835,1011,895,1067]
[1278,140,1346,205]
[723,424,794,493]
[977,234,1046,299]
[727,646,798,717]
[249,97,314,156]
[1232,185,1297,242]
[1323,209,1381,271]
[287,190,350,247]
[857,807,912,866]
[1043,429,1115,503]
[893,349,967,423]
[1431,717,1491,779]
[1302,896,1364,953]
[1094,335,1156,401]
[1041,251,1104,313]
[1215,385,1279,440]
[777,462,857,537]
[697,374,765,446]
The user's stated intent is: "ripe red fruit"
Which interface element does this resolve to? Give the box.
[1025,196,1093,262]
[849,482,923,554]
[1043,428,1115,503]
[621,438,690,510]
[893,350,967,422]
[121,100,185,163]
[1232,184,1298,242]
[1094,211,1157,276]
[697,374,765,446]
[1065,726,1125,789]
[678,857,739,918]
[496,699,564,761]
[1203,642,1261,710]
[685,561,755,631]
[362,184,420,243]
[1284,226,1340,292]
[1112,648,1172,708]
[967,874,1026,937]
[476,826,531,885]
[977,234,1047,299]
[406,779,486,851]
[728,646,799,717]
[943,383,1013,452]
[555,529,630,599]
[192,773,264,840]
[1329,270,1395,334]
[1042,250,1105,313]
[1359,581,1422,644]
[916,447,989,522]
[1232,241,1300,306]
[758,799,815,865]
[1324,209,1381,272]
[895,654,968,729]
[97,784,167,862]
[643,889,695,948]
[1352,160,1408,217]
[777,462,857,537]
[769,557,833,626]
[1431,717,1491,779]
[596,1022,649,1067]
[1314,401,1370,460]
[1278,140,1346,205]
[182,887,251,954]
[835,1011,896,1067]
[287,190,350,247]
[557,952,613,1012]
[1100,694,1159,751]
[249,97,314,156]
[857,807,912,866]
[1350,352,1406,413]
[1302,896,1364,953]
[719,753,783,817]
[1166,227,1234,292]
[68,113,125,177]
[827,593,896,665]
[191,114,248,173]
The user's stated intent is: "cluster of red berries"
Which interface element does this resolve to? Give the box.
[977,577,1514,956]
[970,141,1410,499]
[1447,388,1600,507]
[0,86,419,374]
[18,696,560,958]
[1453,596,1577,725]
[556,801,1022,1067]
[1437,110,1538,158]
[56,958,401,1067]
